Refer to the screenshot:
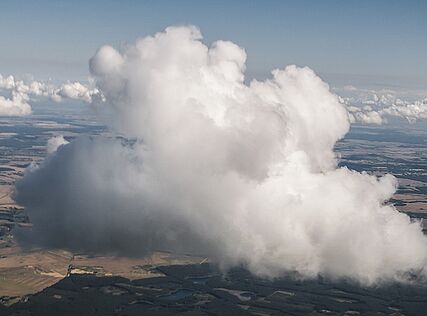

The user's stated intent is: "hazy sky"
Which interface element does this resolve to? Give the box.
[0,0,426,88]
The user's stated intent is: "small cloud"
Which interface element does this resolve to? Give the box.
[47,135,69,154]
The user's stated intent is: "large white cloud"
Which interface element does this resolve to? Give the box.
[14,26,427,284]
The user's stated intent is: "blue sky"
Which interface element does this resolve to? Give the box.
[0,0,426,88]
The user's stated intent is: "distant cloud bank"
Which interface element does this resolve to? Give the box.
[335,85,427,124]
[0,73,99,116]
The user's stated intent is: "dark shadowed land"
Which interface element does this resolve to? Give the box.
[3,264,427,316]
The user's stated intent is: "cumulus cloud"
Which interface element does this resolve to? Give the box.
[344,103,384,125]
[0,75,32,116]
[380,98,427,123]
[0,74,16,90]
[52,81,100,103]
[14,26,427,284]
[336,86,427,124]
[46,135,69,154]
[0,74,52,98]
[0,91,32,116]
[0,73,100,115]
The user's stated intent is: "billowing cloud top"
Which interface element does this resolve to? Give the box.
[14,26,427,285]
